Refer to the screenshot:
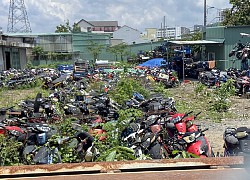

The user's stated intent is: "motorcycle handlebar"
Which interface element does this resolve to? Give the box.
[182,111,193,120]
[201,127,209,133]
[194,112,201,118]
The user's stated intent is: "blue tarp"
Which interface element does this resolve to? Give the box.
[138,58,167,68]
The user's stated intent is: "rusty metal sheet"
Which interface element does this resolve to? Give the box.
[0,156,245,176]
[4,168,249,180]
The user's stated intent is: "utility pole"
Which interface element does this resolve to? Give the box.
[203,0,207,40]
[204,0,207,27]
[163,16,166,38]
[7,0,32,33]
[161,23,163,38]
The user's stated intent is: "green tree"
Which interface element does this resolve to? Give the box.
[46,51,57,64]
[86,41,105,65]
[55,20,81,33]
[180,32,202,55]
[72,22,81,33]
[107,43,128,61]
[222,0,250,26]
[32,46,44,61]
[107,45,120,61]
[181,31,202,41]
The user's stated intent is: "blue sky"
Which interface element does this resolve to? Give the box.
[0,0,231,33]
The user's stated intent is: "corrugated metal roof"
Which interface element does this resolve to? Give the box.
[169,39,224,45]
[89,21,118,27]
[5,32,72,37]
[205,39,225,43]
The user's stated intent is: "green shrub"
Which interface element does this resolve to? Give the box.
[194,82,207,96]
[152,81,172,97]
[50,118,89,163]
[95,108,143,162]
[210,79,236,112]
[172,150,199,159]
[109,77,149,105]
[0,135,22,166]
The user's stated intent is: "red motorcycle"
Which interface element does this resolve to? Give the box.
[88,115,107,141]
[164,111,213,158]
[0,124,26,143]
[236,75,250,96]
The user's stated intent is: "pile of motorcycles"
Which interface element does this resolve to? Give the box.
[0,66,249,166]
[0,68,46,89]
[122,94,213,159]
[197,41,250,97]
[198,68,250,97]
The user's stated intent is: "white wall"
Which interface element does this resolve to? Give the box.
[113,26,141,45]
[78,21,93,32]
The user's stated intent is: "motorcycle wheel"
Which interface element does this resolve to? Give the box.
[148,142,167,159]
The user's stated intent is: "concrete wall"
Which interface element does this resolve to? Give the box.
[141,28,157,41]
[0,47,4,71]
[20,48,27,69]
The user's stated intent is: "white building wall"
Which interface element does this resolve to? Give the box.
[156,26,190,39]
[78,21,93,32]
[175,27,182,39]
[113,26,141,45]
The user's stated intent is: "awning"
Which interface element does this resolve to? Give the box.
[169,39,224,45]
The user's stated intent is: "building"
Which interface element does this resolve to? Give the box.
[0,33,34,70]
[167,25,250,70]
[205,25,250,70]
[112,25,142,45]
[140,28,157,42]
[35,32,112,64]
[77,19,120,35]
[157,26,190,39]
[218,9,229,23]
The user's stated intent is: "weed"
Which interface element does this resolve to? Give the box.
[151,81,172,97]
[0,135,22,166]
[109,77,150,105]
[210,80,236,112]
[194,82,207,96]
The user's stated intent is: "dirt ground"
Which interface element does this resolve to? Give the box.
[205,96,250,155]
[168,81,250,156]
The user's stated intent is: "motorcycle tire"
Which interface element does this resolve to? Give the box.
[147,142,166,159]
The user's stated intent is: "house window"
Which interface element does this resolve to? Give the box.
[87,27,91,32]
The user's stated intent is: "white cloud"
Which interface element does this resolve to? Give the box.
[0,0,231,33]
